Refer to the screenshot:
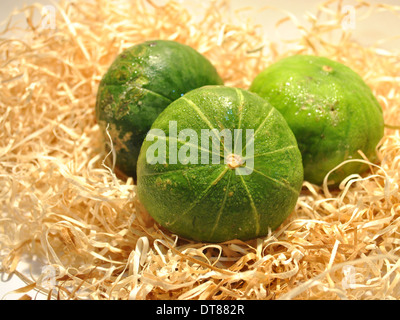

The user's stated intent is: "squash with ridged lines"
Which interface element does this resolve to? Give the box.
[95,40,223,179]
[137,86,303,242]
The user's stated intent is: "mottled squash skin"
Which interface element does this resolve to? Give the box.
[95,40,223,179]
[137,86,303,243]
[250,55,384,186]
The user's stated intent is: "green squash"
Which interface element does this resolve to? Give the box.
[95,40,223,179]
[137,86,303,242]
[250,55,384,186]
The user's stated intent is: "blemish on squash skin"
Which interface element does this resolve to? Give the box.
[322,65,333,72]
[99,121,132,154]
[115,102,130,120]
[155,177,172,190]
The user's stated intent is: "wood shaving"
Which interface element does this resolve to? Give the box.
[0,0,399,300]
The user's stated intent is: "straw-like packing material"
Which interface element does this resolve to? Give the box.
[0,0,399,300]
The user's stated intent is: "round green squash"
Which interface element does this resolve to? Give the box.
[249,55,384,186]
[95,40,223,179]
[137,86,303,242]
